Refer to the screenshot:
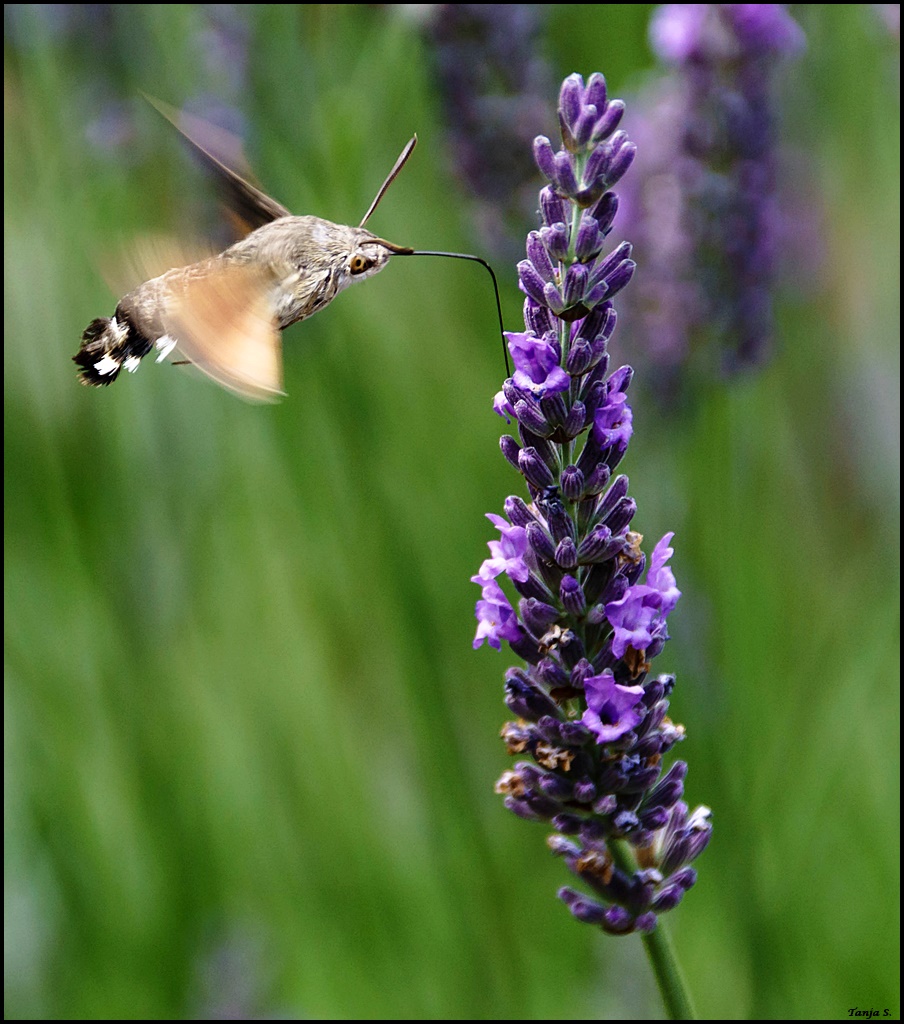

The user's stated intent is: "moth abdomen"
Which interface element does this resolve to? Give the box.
[73,306,157,387]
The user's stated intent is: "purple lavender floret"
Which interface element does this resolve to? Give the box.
[474,73,711,936]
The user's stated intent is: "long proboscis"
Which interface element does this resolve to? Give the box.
[359,136,509,376]
[393,251,510,378]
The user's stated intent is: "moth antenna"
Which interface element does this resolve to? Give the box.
[359,135,418,228]
[394,251,510,378]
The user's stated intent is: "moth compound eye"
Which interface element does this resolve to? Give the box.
[349,254,375,275]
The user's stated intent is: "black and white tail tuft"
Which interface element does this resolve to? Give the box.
[73,309,154,387]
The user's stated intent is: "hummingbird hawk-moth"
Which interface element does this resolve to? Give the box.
[73,99,505,402]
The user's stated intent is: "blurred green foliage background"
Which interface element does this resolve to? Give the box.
[4,5,899,1020]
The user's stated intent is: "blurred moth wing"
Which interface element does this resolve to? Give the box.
[103,236,285,402]
[164,262,285,402]
[140,94,292,238]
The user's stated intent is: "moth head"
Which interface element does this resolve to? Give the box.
[344,231,413,284]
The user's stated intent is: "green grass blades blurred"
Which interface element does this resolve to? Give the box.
[4,4,899,1020]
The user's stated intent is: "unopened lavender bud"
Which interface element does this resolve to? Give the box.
[642,678,666,706]
[563,263,590,308]
[500,434,521,471]
[539,186,569,227]
[535,715,569,745]
[577,523,614,562]
[511,572,552,603]
[524,297,556,335]
[591,241,633,286]
[646,762,687,810]
[584,300,617,343]
[593,793,618,816]
[518,260,550,305]
[563,400,587,438]
[560,574,585,615]
[540,392,568,430]
[533,135,557,179]
[526,231,555,281]
[559,719,593,746]
[582,282,609,309]
[600,258,635,300]
[612,809,640,835]
[522,433,558,472]
[572,104,599,147]
[508,631,542,666]
[502,377,526,406]
[586,603,607,625]
[584,72,608,112]
[580,378,608,417]
[570,659,594,687]
[553,819,586,845]
[591,98,625,142]
[633,912,658,935]
[560,888,609,926]
[597,474,629,516]
[640,806,671,831]
[583,461,612,495]
[539,493,574,543]
[539,222,570,262]
[566,337,593,376]
[521,788,564,819]
[526,521,557,563]
[669,867,697,892]
[554,150,579,194]
[518,447,556,489]
[547,835,581,858]
[543,281,566,314]
[605,140,636,186]
[651,885,687,914]
[561,465,584,501]
[573,777,598,803]
[504,796,545,822]
[634,734,666,761]
[590,191,619,235]
[590,335,613,370]
[520,597,560,636]
[555,538,579,571]
[504,495,537,527]
[558,74,584,133]
[603,496,637,533]
[505,671,561,721]
[575,215,604,262]
[684,814,713,862]
[514,398,553,437]
[627,763,662,793]
[537,656,569,690]
[601,913,634,937]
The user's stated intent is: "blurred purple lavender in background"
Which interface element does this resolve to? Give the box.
[473,72,711,936]
[617,4,805,404]
[420,4,555,260]
[4,5,251,172]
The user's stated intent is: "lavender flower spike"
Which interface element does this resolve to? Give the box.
[622,3,806,399]
[471,73,711,950]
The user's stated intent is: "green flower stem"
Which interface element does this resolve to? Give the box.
[609,839,697,1020]
[641,920,697,1020]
